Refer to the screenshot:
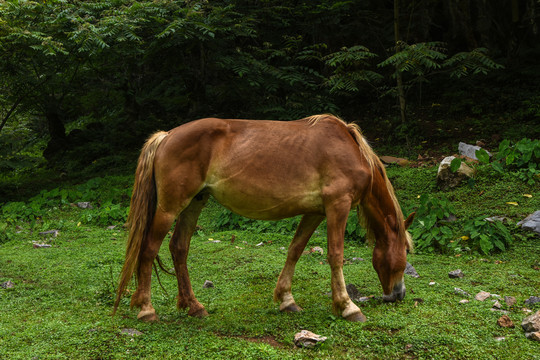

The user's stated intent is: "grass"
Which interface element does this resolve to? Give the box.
[1,166,539,359]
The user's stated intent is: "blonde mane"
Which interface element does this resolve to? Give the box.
[305,114,412,251]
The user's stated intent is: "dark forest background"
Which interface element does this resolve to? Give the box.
[1,0,539,200]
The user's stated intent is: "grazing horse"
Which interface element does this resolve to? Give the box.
[113,114,413,322]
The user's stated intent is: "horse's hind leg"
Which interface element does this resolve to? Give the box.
[131,208,176,322]
[169,193,210,317]
[274,214,324,312]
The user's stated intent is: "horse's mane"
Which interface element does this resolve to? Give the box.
[305,114,413,251]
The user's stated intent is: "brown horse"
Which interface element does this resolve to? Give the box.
[113,114,413,322]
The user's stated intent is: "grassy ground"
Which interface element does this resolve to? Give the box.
[1,167,539,359]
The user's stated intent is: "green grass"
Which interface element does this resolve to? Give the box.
[1,167,539,359]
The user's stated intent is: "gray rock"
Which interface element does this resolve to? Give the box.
[39,230,59,237]
[121,328,143,336]
[405,262,420,278]
[524,296,540,305]
[449,269,465,278]
[203,280,214,288]
[294,330,327,348]
[458,142,491,160]
[454,287,471,297]
[522,310,540,332]
[437,156,475,190]
[1,280,14,289]
[517,211,540,235]
[351,257,365,262]
[77,202,93,209]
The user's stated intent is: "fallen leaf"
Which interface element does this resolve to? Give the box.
[506,202,518,206]
[461,236,469,240]
[523,194,532,198]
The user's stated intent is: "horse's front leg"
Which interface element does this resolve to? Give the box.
[326,201,367,322]
[274,215,324,312]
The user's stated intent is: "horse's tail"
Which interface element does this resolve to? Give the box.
[112,131,168,316]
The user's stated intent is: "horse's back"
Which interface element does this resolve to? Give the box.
[154,116,370,219]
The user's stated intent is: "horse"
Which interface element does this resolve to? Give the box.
[112,114,414,322]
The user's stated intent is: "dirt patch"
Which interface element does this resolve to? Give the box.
[241,335,284,348]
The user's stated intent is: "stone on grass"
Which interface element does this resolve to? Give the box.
[33,243,52,248]
[121,328,143,336]
[39,230,59,237]
[458,142,491,160]
[492,300,502,309]
[475,291,491,301]
[437,156,475,190]
[405,262,420,278]
[497,315,515,328]
[294,330,327,348]
[504,296,517,307]
[522,310,540,342]
[1,280,14,289]
[203,280,214,289]
[77,202,93,209]
[517,211,540,235]
[448,269,465,278]
[459,299,470,304]
[524,296,540,305]
[311,246,324,255]
[454,288,470,297]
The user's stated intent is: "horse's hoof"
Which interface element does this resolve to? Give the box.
[188,307,209,318]
[281,303,303,313]
[137,310,159,322]
[344,312,367,322]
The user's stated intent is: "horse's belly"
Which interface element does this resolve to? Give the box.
[207,179,324,221]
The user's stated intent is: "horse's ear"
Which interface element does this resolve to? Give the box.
[404,212,416,229]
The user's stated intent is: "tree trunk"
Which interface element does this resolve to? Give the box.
[394,0,407,126]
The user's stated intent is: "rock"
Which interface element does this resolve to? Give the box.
[524,296,540,305]
[357,296,374,302]
[525,331,540,341]
[351,257,364,262]
[208,239,221,243]
[121,328,143,336]
[203,280,214,289]
[405,262,420,278]
[437,156,475,190]
[454,287,471,297]
[294,330,327,348]
[517,211,540,235]
[1,280,14,289]
[504,296,517,307]
[33,243,52,248]
[380,155,410,167]
[484,216,510,223]
[107,225,116,230]
[39,230,59,237]
[522,310,540,341]
[459,299,470,304]
[448,269,465,278]
[256,242,264,246]
[77,202,93,209]
[458,142,491,160]
[311,246,324,255]
[492,300,502,309]
[429,281,436,286]
[475,291,491,301]
[497,315,515,328]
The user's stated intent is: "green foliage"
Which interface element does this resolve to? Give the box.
[491,138,540,184]
[378,41,447,78]
[461,217,513,255]
[410,194,456,254]
[444,48,504,78]
[0,221,13,244]
[215,208,301,235]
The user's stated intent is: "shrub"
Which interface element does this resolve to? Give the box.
[459,217,513,255]
[409,194,456,253]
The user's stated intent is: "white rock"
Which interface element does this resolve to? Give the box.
[458,142,491,160]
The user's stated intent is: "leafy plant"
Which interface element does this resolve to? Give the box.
[490,138,540,184]
[409,194,456,254]
[460,217,513,254]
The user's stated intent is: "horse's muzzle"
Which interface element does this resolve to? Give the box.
[382,279,406,302]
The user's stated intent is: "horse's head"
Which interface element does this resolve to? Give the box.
[372,212,415,303]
